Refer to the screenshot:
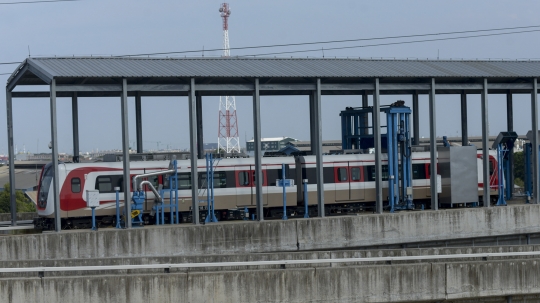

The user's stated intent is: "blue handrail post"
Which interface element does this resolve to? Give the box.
[303,179,309,218]
[114,187,122,229]
[204,153,218,223]
[91,207,97,231]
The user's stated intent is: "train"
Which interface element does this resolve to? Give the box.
[33,150,499,230]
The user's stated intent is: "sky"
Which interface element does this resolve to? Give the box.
[1,0,540,154]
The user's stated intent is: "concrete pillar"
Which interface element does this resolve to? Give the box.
[481,78,490,207]
[315,79,324,217]
[188,78,200,224]
[429,78,438,210]
[50,79,61,231]
[135,92,143,153]
[373,78,383,213]
[71,93,80,163]
[120,79,132,228]
[5,88,16,226]
[252,79,263,221]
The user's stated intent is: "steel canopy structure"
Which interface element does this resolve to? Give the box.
[5,57,540,231]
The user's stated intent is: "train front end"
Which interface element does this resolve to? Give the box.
[33,163,58,229]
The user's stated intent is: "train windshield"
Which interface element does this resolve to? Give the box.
[38,164,53,207]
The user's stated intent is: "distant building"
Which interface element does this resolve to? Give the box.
[246,137,298,154]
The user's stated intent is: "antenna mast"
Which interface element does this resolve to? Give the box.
[217,3,241,154]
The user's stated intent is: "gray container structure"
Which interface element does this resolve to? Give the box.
[438,146,479,206]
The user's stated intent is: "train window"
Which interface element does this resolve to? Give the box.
[365,165,389,182]
[489,159,495,176]
[95,176,112,193]
[351,167,361,181]
[238,171,250,186]
[337,167,348,182]
[177,173,191,190]
[278,165,290,178]
[200,172,227,188]
[71,178,81,193]
[412,164,426,180]
[252,171,265,184]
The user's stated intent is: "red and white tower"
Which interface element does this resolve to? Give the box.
[218,3,241,154]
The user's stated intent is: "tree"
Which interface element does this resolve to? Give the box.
[514,151,525,182]
[0,183,36,213]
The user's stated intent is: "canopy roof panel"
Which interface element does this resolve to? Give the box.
[7,57,540,89]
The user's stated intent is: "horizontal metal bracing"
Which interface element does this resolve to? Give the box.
[10,84,540,98]
[2,251,540,273]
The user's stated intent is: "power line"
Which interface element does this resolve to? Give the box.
[0,0,79,5]
[246,28,540,57]
[117,24,540,57]
[0,62,22,65]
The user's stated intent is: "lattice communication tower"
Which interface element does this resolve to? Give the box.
[217,3,241,153]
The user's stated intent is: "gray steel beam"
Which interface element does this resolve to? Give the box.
[50,79,61,231]
[71,93,80,163]
[412,91,419,145]
[253,79,264,221]
[120,79,132,228]
[481,78,490,207]
[506,92,514,198]
[429,78,438,210]
[5,88,16,226]
[309,93,317,154]
[373,78,383,214]
[135,92,143,153]
[196,93,204,159]
[361,92,368,136]
[315,79,324,217]
[188,78,200,224]
[532,78,539,204]
[461,91,468,147]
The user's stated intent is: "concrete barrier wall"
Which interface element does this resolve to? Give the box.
[3,259,540,303]
[2,205,540,261]
[297,204,540,250]
[0,244,538,278]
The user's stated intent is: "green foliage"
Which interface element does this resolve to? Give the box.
[0,183,36,213]
[514,151,524,182]
[514,177,524,188]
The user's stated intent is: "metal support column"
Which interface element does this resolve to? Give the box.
[461,91,468,147]
[135,92,143,153]
[412,91,419,145]
[361,92,369,136]
[429,78,438,210]
[506,92,514,199]
[71,93,80,163]
[196,93,204,159]
[253,79,264,221]
[6,88,16,226]
[532,78,539,204]
[315,78,324,217]
[481,78,490,207]
[188,78,200,224]
[50,79,61,231]
[373,78,383,214]
[309,93,317,154]
[120,79,132,228]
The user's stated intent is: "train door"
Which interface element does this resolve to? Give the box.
[334,162,365,201]
[334,163,349,201]
[235,166,268,206]
[349,162,365,201]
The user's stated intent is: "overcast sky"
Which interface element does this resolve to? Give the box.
[1,0,540,154]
